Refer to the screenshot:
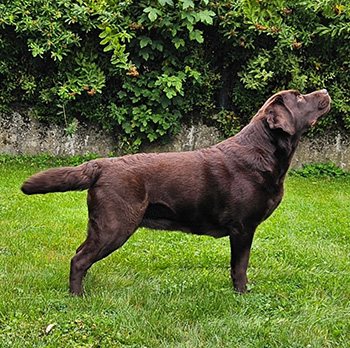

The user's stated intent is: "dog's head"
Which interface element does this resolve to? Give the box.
[254,89,331,136]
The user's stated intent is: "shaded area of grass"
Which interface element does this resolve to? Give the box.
[0,158,349,347]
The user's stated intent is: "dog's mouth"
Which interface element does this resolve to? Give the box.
[310,102,331,127]
[318,98,330,110]
[310,90,331,127]
[310,120,317,127]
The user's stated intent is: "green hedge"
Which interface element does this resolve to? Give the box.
[1,0,350,151]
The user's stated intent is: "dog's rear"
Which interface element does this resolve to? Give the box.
[21,160,102,195]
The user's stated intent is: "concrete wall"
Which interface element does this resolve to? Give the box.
[293,132,350,170]
[1,109,350,170]
[0,109,117,157]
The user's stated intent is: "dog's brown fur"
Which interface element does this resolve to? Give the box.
[21,89,331,295]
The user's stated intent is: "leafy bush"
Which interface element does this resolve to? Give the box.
[1,0,350,151]
[290,162,350,178]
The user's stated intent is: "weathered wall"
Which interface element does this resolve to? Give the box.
[1,109,350,170]
[293,132,350,170]
[0,109,117,157]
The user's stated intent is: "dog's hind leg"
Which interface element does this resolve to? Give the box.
[69,183,148,295]
[69,214,142,295]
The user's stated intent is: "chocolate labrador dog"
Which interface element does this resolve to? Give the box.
[22,89,331,295]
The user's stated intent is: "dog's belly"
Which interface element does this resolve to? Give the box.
[140,218,230,238]
[139,203,230,238]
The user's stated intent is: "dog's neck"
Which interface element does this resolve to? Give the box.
[218,119,300,179]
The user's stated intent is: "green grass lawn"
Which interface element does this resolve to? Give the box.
[0,158,349,347]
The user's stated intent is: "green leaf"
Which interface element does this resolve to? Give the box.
[181,0,194,10]
[100,37,110,45]
[198,10,215,25]
[103,44,114,52]
[181,10,196,23]
[172,38,185,49]
[149,11,158,22]
[117,90,127,98]
[155,42,163,52]
[139,36,152,48]
[99,30,108,39]
[165,88,177,99]
[160,95,171,108]
[140,49,150,61]
[158,0,174,5]
[144,7,160,22]
[122,122,132,134]
[189,29,204,43]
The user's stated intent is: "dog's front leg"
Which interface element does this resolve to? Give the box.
[229,227,255,293]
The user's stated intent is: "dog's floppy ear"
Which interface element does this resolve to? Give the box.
[266,95,296,135]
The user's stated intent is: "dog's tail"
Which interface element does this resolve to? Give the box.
[21,160,102,195]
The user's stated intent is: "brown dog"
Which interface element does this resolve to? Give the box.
[21,89,331,295]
